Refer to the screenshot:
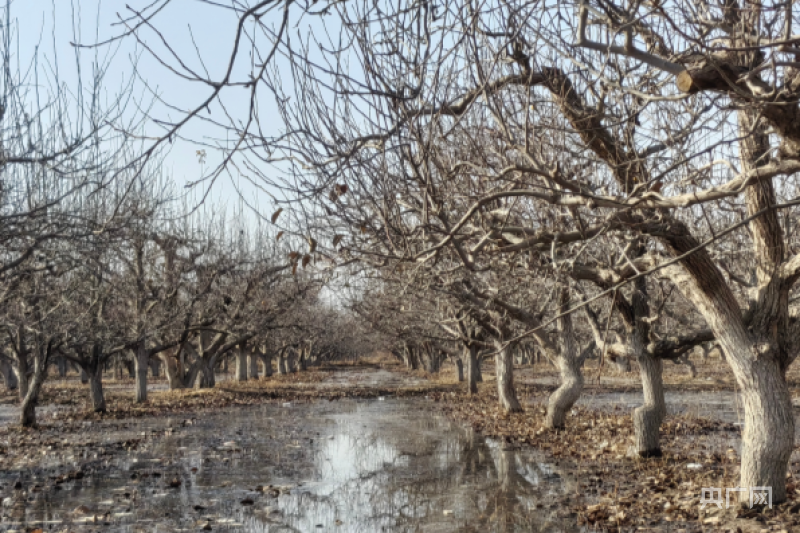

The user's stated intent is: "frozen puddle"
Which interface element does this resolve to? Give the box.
[0,398,577,532]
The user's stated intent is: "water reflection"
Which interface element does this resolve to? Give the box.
[1,399,577,532]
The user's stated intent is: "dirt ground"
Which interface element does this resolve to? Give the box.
[1,354,798,532]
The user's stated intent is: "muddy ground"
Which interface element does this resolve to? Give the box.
[0,356,797,532]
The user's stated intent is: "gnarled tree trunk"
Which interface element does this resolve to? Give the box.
[493,340,522,413]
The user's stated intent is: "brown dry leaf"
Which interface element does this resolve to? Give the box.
[332,235,343,246]
[276,231,284,241]
[271,208,283,224]
[335,183,348,196]
[288,251,300,262]
[302,255,311,269]
[307,237,317,253]
[360,225,367,233]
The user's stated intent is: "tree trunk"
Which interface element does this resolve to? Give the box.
[56,356,67,378]
[297,350,307,372]
[633,355,666,457]
[493,340,522,413]
[194,357,216,389]
[0,359,17,391]
[150,358,161,378]
[14,357,29,402]
[466,345,479,394]
[86,366,106,413]
[162,351,184,390]
[235,347,248,382]
[546,289,586,429]
[263,352,273,377]
[133,344,149,403]
[278,353,287,375]
[20,354,48,428]
[739,356,794,504]
[456,358,464,382]
[249,350,260,379]
[546,355,584,429]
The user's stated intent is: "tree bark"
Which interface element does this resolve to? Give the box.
[194,358,216,389]
[20,354,48,428]
[56,356,67,378]
[133,343,149,403]
[0,359,17,391]
[739,358,794,504]
[86,366,106,413]
[249,350,260,379]
[14,357,29,402]
[547,355,584,429]
[546,290,588,429]
[162,350,184,390]
[150,358,161,378]
[466,345,479,394]
[456,358,464,382]
[633,355,666,457]
[278,352,287,375]
[493,340,522,413]
[235,346,248,382]
[263,352,273,377]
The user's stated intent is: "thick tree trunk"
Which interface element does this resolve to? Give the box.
[466,345,479,394]
[493,340,522,413]
[249,351,259,379]
[633,355,666,457]
[278,353,287,375]
[87,366,106,413]
[456,359,464,382]
[235,347,248,382]
[263,352,273,377]
[194,357,216,389]
[133,344,149,403]
[546,356,583,429]
[739,356,794,504]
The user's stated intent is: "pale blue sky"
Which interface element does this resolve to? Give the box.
[11,0,306,220]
